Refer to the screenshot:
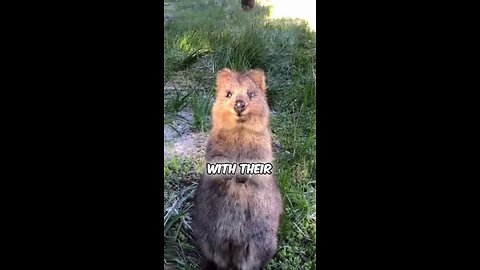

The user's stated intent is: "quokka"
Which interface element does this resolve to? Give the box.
[192,68,283,270]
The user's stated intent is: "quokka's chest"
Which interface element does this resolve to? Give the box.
[212,138,272,161]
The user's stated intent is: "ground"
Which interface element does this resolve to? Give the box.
[164,0,316,269]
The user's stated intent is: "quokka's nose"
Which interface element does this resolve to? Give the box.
[235,100,246,113]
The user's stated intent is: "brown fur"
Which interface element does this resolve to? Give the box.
[192,68,283,270]
[241,0,255,11]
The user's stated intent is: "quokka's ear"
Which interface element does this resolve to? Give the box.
[216,68,233,91]
[245,69,267,92]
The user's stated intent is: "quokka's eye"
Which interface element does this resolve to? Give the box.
[248,91,255,99]
[226,91,232,98]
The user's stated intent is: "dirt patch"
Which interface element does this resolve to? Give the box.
[164,110,209,160]
[164,70,199,93]
[164,131,208,160]
[164,110,193,140]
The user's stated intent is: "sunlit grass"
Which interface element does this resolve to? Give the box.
[259,0,316,32]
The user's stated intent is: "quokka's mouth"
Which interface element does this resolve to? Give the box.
[236,113,247,122]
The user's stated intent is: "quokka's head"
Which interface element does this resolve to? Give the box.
[212,68,270,130]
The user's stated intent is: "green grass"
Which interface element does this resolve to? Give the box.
[191,91,214,132]
[164,157,203,269]
[164,0,316,269]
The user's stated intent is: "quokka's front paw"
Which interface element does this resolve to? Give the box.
[221,173,234,181]
[235,174,251,183]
